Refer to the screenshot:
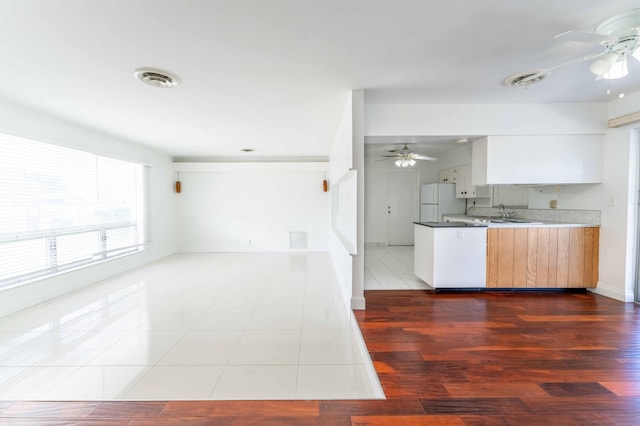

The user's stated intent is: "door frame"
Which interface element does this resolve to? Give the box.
[386,169,420,245]
[634,128,640,302]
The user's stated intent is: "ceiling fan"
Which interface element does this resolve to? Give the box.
[506,8,640,88]
[378,143,437,167]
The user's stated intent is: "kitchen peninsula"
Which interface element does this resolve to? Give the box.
[415,216,600,289]
[413,222,487,288]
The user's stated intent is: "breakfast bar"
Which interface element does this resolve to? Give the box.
[415,216,600,290]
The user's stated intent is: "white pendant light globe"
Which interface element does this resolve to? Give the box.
[603,58,629,79]
[589,53,618,76]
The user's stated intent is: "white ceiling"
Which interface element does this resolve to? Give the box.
[1,1,639,159]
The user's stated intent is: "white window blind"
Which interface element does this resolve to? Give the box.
[0,133,146,289]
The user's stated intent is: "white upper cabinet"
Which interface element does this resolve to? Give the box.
[437,167,456,183]
[472,135,603,185]
[455,164,491,199]
[438,164,491,199]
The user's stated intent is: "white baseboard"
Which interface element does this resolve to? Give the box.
[588,281,632,302]
[365,242,387,247]
[351,296,366,310]
[349,311,385,399]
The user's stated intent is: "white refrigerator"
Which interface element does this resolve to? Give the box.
[420,183,465,222]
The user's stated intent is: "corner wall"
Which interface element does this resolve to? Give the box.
[329,90,365,311]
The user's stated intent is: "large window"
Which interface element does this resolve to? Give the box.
[0,134,146,289]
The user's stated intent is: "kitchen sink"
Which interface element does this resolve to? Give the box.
[489,218,543,224]
[462,216,544,225]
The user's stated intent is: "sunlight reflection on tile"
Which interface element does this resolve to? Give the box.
[0,252,383,400]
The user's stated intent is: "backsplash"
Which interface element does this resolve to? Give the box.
[468,207,601,225]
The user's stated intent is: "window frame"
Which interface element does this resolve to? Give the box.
[0,134,148,290]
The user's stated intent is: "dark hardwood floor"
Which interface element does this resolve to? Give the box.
[2,290,640,425]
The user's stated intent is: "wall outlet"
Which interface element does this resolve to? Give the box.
[549,199,557,209]
[457,230,464,239]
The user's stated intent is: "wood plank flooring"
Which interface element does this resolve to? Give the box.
[1,290,640,424]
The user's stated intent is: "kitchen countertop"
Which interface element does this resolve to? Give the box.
[442,214,600,228]
[414,221,487,228]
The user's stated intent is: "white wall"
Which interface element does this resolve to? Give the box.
[352,90,365,310]
[0,97,176,317]
[365,103,607,136]
[329,93,354,312]
[174,163,330,252]
[329,90,366,311]
[435,144,473,170]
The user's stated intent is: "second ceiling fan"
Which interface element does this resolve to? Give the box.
[379,144,437,167]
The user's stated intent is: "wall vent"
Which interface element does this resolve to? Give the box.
[290,232,307,249]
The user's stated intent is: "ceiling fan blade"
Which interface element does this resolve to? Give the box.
[381,154,400,158]
[515,47,610,84]
[413,155,438,161]
[375,158,395,162]
[554,30,615,45]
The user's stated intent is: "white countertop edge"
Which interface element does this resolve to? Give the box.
[442,215,599,228]
[486,222,599,229]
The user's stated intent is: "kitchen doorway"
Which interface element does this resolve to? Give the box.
[387,170,419,245]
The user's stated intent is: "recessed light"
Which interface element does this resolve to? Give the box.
[241,148,255,152]
[134,68,179,88]
[456,138,469,144]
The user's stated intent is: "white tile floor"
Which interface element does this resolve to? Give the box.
[364,245,432,290]
[0,252,383,400]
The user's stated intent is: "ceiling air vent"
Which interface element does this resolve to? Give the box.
[134,68,179,88]
[504,71,548,87]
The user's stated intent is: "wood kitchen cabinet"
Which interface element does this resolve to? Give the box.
[486,227,599,288]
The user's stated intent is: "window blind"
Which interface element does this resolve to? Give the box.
[0,133,146,288]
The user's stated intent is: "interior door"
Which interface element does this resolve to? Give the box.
[388,171,418,245]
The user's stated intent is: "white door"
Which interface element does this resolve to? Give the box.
[388,171,418,245]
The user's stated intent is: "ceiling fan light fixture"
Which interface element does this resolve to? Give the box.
[589,53,618,75]
[603,57,629,79]
[394,155,417,167]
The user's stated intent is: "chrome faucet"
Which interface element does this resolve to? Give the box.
[498,203,505,218]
